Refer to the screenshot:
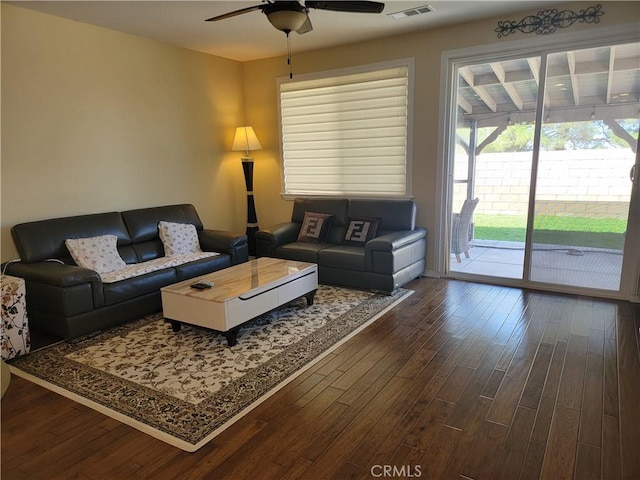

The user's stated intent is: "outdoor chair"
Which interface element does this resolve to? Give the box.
[451,197,480,262]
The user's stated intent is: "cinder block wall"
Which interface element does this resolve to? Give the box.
[453,149,634,218]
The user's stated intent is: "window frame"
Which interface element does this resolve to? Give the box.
[276,58,415,199]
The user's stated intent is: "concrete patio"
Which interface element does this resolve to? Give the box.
[450,239,623,291]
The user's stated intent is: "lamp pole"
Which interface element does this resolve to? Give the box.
[232,126,262,257]
[242,157,258,256]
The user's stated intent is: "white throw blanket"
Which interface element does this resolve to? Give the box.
[100,252,219,283]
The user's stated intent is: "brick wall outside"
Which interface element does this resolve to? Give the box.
[453,149,635,218]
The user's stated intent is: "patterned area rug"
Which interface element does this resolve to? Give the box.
[8,285,411,451]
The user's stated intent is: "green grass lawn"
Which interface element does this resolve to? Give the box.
[473,214,626,250]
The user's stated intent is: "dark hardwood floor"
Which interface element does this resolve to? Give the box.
[2,277,640,479]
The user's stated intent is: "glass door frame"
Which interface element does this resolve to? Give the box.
[436,24,640,301]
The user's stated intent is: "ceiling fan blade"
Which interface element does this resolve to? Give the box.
[305,1,384,14]
[205,5,264,22]
[296,16,313,34]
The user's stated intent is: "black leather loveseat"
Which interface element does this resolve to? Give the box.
[255,198,426,293]
[4,204,248,340]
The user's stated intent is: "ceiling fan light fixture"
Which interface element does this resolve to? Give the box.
[266,10,308,33]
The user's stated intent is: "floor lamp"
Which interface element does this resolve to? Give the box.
[232,126,262,256]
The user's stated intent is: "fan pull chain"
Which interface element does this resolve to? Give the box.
[286,32,293,79]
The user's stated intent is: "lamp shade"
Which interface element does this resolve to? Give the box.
[232,126,262,154]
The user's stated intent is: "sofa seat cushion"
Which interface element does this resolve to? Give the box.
[174,254,232,281]
[103,268,178,306]
[318,246,367,272]
[100,252,219,283]
[275,242,331,263]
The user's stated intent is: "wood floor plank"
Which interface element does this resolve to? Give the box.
[541,339,569,399]
[445,344,504,430]
[254,386,344,470]
[461,419,509,480]
[2,277,639,480]
[404,398,453,450]
[520,440,547,480]
[487,355,535,426]
[347,359,445,467]
[495,318,533,372]
[556,334,589,411]
[519,343,554,410]
[458,313,508,367]
[280,457,313,480]
[299,375,413,479]
[530,394,555,444]
[540,406,580,480]
[394,328,449,380]
[492,406,537,480]
[274,398,349,469]
[366,366,446,468]
[603,334,619,417]
[616,311,640,479]
[435,365,475,404]
[441,396,493,479]
[480,368,505,399]
[601,413,622,480]
[418,424,461,479]
[334,325,418,406]
[574,442,601,480]
[578,351,604,446]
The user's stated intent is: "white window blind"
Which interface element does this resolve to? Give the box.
[279,64,410,196]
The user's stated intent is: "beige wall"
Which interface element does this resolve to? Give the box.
[241,1,639,272]
[1,4,246,261]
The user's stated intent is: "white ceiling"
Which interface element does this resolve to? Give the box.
[12,1,559,62]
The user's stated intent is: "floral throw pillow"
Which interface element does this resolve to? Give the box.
[342,217,381,246]
[65,234,126,274]
[158,221,202,256]
[297,212,333,243]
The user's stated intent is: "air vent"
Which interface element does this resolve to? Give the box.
[388,5,434,19]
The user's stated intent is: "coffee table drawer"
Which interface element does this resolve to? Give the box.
[161,294,228,331]
[227,270,318,329]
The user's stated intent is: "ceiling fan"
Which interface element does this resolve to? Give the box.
[205,1,386,36]
[205,1,385,77]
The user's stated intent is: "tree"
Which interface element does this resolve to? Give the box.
[477,119,639,152]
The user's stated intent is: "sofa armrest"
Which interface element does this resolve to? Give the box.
[255,222,300,257]
[366,228,428,252]
[364,228,427,275]
[198,229,248,264]
[3,260,104,307]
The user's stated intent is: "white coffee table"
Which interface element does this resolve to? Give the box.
[160,257,318,346]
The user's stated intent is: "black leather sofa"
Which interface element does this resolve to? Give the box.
[4,204,248,340]
[255,198,427,293]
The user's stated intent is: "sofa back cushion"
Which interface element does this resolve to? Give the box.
[121,204,204,262]
[11,212,133,264]
[291,198,349,244]
[347,199,416,233]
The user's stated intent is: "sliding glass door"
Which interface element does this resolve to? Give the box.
[450,55,539,280]
[446,39,640,298]
[528,45,639,291]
